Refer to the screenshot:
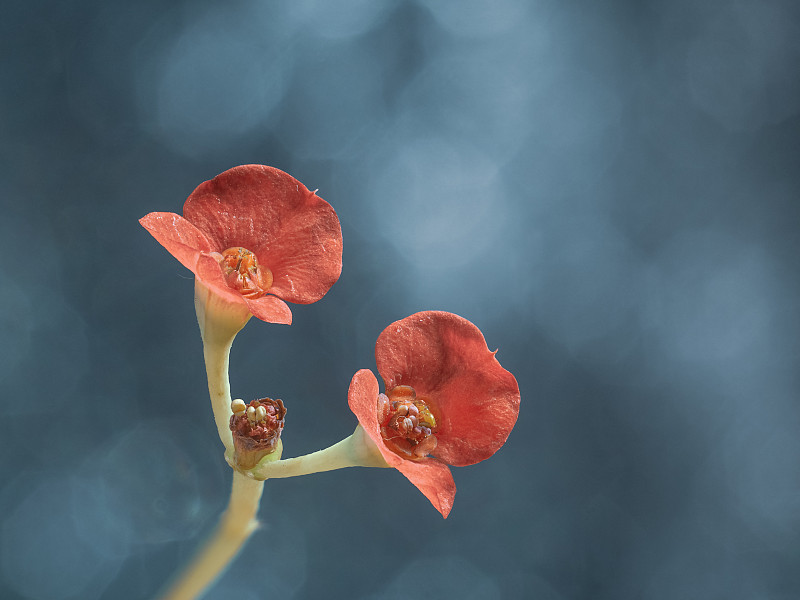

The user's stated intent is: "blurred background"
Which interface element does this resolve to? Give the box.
[2,0,800,598]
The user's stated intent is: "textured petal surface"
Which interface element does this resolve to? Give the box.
[182,165,342,304]
[375,311,520,467]
[139,212,214,272]
[391,452,456,519]
[347,370,391,462]
[348,369,456,518]
[243,295,292,325]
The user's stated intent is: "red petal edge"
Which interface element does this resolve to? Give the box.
[182,165,343,305]
[375,311,520,467]
[139,212,214,272]
[348,369,456,518]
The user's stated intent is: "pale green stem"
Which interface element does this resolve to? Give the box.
[155,279,265,599]
[157,459,278,600]
[201,334,236,454]
[194,279,251,454]
[245,424,390,480]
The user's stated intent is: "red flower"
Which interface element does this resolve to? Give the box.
[348,311,520,518]
[140,165,342,324]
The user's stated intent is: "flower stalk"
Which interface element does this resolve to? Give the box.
[235,425,389,480]
[195,279,251,454]
[159,283,283,600]
[157,451,281,600]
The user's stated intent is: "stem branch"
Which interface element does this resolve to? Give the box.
[249,425,389,480]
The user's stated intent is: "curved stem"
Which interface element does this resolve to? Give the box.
[249,425,389,480]
[201,335,236,454]
[157,470,268,600]
[194,279,251,454]
[156,279,264,599]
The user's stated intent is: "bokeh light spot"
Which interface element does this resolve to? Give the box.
[2,476,124,600]
[136,3,291,157]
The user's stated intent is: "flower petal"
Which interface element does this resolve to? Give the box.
[347,369,456,518]
[182,165,343,304]
[392,454,456,519]
[347,369,389,460]
[139,212,214,272]
[375,311,520,467]
[243,295,292,325]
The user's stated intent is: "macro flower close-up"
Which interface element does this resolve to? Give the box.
[5,1,800,598]
[348,311,521,518]
[139,164,343,325]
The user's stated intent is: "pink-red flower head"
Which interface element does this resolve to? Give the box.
[140,165,343,324]
[348,311,520,518]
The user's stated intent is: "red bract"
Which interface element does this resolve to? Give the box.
[140,165,342,324]
[348,311,520,518]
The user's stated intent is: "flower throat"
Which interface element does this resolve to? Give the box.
[219,247,273,299]
[379,385,438,459]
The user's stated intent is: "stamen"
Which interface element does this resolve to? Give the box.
[379,385,439,460]
[218,247,273,299]
[231,399,247,415]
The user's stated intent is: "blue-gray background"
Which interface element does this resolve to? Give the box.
[2,1,800,599]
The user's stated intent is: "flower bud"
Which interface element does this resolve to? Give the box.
[229,398,286,469]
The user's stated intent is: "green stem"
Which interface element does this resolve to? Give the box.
[157,467,273,600]
[201,334,236,454]
[194,279,251,454]
[248,425,389,480]
[155,278,266,599]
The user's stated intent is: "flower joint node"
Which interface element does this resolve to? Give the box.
[218,247,273,299]
[229,397,286,469]
[379,385,439,460]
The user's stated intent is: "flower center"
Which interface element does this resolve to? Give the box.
[219,247,273,299]
[378,385,438,459]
